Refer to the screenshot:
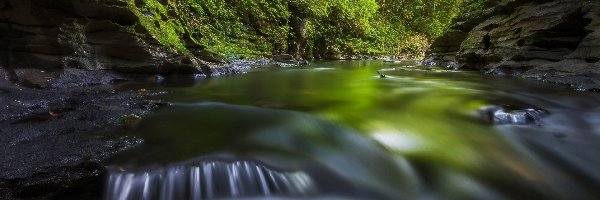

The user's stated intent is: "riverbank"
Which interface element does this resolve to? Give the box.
[0,58,301,199]
[0,68,156,199]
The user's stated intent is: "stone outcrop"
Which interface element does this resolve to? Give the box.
[425,0,600,90]
[0,68,163,199]
[0,0,210,74]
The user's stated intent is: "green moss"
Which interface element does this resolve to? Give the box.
[121,0,472,60]
[125,0,190,55]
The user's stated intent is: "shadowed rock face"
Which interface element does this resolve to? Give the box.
[425,0,600,90]
[0,0,208,74]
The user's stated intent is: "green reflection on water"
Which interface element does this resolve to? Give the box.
[112,60,586,199]
[166,61,514,171]
[110,60,600,199]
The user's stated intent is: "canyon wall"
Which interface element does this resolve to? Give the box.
[425,0,600,90]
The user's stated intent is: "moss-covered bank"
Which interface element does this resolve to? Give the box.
[128,0,468,60]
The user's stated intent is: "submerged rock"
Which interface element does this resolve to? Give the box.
[478,105,549,125]
[425,0,600,90]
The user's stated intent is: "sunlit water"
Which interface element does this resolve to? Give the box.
[107,61,600,200]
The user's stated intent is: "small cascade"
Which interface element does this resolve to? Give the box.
[105,160,316,200]
[478,105,548,125]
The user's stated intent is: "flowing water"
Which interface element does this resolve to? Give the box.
[106,61,600,200]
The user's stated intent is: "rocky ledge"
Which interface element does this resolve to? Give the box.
[0,67,168,199]
[424,0,600,91]
[1,0,200,73]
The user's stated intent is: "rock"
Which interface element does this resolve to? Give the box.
[272,54,313,66]
[478,105,549,125]
[119,114,142,128]
[0,0,220,75]
[273,54,297,64]
[50,68,127,88]
[383,58,402,63]
[523,59,600,90]
[425,0,600,90]
[377,71,387,78]
[299,59,310,65]
[7,161,107,200]
[0,66,17,90]
[2,67,130,89]
[0,68,162,199]
[14,68,55,88]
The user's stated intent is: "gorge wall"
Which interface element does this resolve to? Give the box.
[425,0,600,91]
[0,0,217,75]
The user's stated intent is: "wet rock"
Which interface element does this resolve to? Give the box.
[51,68,127,88]
[446,61,460,70]
[7,161,106,200]
[478,105,549,125]
[14,69,55,88]
[299,59,310,65]
[383,58,402,63]
[523,59,600,90]
[0,72,163,199]
[377,71,387,78]
[207,58,298,77]
[273,54,296,63]
[485,59,553,76]
[7,68,130,89]
[272,54,310,66]
[425,0,600,90]
[0,67,18,91]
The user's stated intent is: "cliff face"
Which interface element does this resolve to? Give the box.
[425,0,600,90]
[0,0,213,75]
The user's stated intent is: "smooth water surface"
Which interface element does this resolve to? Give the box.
[107,61,600,200]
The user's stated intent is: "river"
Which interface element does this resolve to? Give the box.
[105,60,600,200]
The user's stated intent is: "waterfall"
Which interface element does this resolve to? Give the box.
[105,160,316,200]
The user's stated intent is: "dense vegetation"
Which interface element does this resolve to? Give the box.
[126,0,476,60]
